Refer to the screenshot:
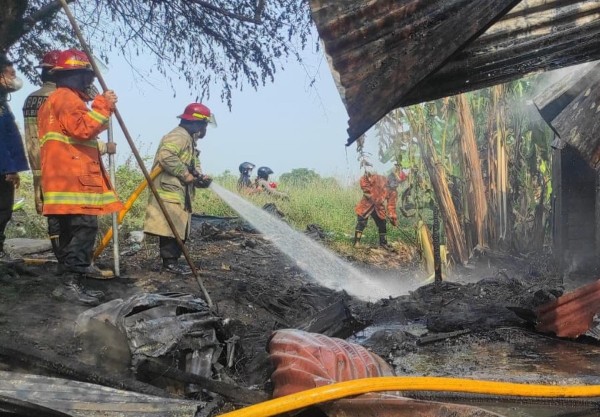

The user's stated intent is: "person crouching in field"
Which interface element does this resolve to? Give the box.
[254,166,289,199]
[237,161,255,191]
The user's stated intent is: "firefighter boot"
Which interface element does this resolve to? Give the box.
[353,231,363,247]
[162,259,193,275]
[57,276,101,306]
[379,233,393,251]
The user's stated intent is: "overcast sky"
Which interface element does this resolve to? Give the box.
[9,44,389,184]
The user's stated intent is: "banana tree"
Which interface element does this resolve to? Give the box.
[374,76,554,263]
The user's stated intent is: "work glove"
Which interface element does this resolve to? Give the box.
[182,172,196,184]
[106,142,117,155]
[194,174,213,188]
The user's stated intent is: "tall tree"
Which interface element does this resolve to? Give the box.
[456,94,488,249]
[1,0,313,106]
[405,105,469,265]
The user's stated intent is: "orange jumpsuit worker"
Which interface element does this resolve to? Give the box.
[38,49,122,304]
[353,166,407,248]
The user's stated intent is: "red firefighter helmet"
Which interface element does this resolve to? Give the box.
[37,50,61,69]
[178,103,216,125]
[51,49,93,72]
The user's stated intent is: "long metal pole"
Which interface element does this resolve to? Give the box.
[107,119,120,277]
[58,0,212,307]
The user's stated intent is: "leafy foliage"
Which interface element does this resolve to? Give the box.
[4,0,313,107]
[279,168,321,187]
[374,77,554,254]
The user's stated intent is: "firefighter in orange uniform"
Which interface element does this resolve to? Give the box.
[353,165,407,249]
[38,49,122,304]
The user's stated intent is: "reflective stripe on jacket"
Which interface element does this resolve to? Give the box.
[354,173,398,223]
[144,126,201,239]
[37,87,122,215]
[23,82,56,212]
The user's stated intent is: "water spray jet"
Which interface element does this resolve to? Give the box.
[210,183,414,302]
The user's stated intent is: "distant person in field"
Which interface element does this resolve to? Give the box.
[353,165,408,249]
[254,166,289,199]
[237,161,255,191]
[0,54,29,260]
[144,103,215,275]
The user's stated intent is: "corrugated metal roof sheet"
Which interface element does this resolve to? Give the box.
[309,0,600,145]
[536,279,600,338]
[268,329,394,398]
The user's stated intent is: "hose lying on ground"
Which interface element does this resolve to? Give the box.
[217,376,600,417]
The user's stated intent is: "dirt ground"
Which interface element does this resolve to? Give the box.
[0,213,591,415]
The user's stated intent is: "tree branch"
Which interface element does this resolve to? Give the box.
[24,0,76,28]
[1,0,77,51]
[187,0,263,24]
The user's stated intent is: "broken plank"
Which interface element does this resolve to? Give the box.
[0,339,168,398]
[0,371,201,417]
[298,298,367,339]
[138,358,268,405]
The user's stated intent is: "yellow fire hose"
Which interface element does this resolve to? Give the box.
[93,166,162,260]
[218,376,600,417]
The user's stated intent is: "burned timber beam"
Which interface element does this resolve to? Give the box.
[138,358,268,405]
[0,339,170,398]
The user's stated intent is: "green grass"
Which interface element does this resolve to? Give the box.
[9,167,422,257]
[215,177,420,251]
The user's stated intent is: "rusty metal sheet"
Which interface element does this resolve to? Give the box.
[268,329,394,398]
[536,279,600,338]
[268,330,505,416]
[0,370,202,417]
[310,0,600,145]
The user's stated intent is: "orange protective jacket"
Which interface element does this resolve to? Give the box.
[38,87,123,215]
[354,173,398,223]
